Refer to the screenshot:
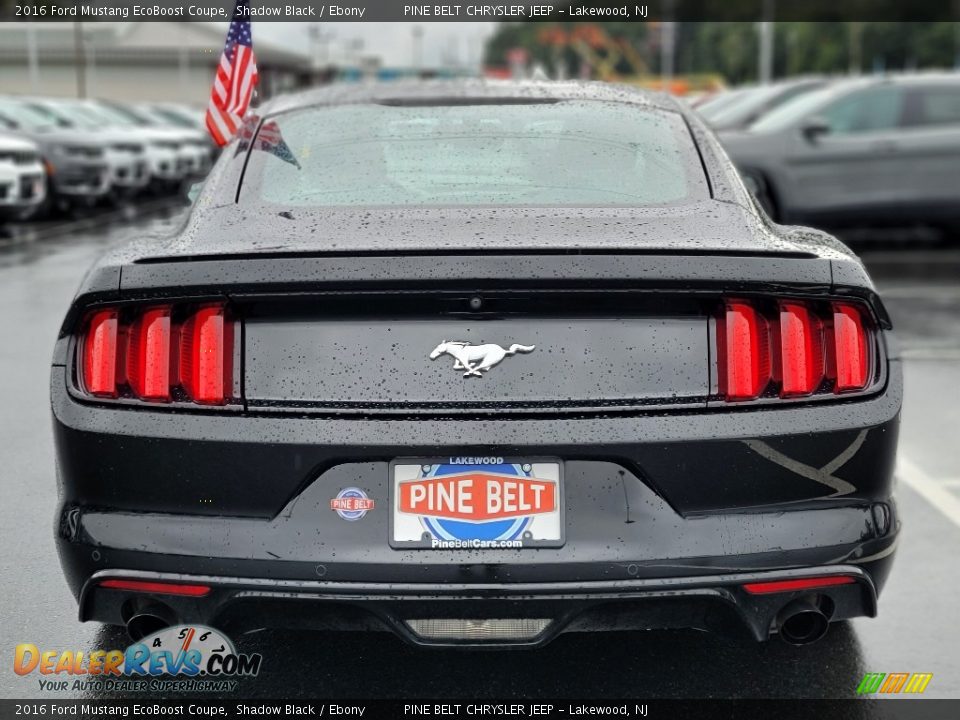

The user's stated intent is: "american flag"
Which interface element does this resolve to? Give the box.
[205,1,259,147]
[237,116,301,169]
[255,121,302,169]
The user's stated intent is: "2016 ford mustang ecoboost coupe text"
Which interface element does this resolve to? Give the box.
[53,81,900,647]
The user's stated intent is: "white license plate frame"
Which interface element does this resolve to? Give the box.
[389,457,564,549]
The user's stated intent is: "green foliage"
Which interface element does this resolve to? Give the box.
[485,21,960,83]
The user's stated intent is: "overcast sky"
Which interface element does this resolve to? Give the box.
[254,22,495,69]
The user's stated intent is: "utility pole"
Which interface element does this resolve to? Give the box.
[660,0,676,87]
[178,24,190,96]
[27,23,39,93]
[87,29,97,97]
[73,21,86,98]
[308,24,334,69]
[758,0,774,83]
[954,0,960,68]
[412,25,424,74]
[849,21,863,75]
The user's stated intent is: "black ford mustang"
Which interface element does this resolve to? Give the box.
[52,81,900,648]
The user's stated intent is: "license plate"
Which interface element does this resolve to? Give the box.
[390,457,563,549]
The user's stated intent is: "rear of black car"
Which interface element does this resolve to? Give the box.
[51,82,900,647]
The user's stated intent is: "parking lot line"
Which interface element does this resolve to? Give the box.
[898,455,960,530]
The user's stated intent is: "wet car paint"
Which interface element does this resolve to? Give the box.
[0,214,958,698]
[46,83,903,652]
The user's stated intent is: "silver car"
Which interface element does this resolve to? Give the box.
[719,74,960,233]
[699,78,827,131]
[27,99,151,196]
[0,98,111,212]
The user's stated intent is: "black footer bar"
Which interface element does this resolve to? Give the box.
[2,700,959,720]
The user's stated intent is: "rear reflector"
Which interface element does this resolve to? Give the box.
[126,307,172,402]
[718,301,770,401]
[716,299,873,402]
[833,304,870,392]
[742,575,856,595]
[77,303,232,406]
[81,310,119,397]
[99,579,211,597]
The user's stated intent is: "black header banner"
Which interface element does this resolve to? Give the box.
[1,0,959,22]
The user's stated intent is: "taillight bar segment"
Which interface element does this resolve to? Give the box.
[126,307,173,402]
[716,298,875,402]
[181,306,234,405]
[832,303,870,392]
[777,303,824,397]
[718,301,770,401]
[81,310,119,398]
[79,303,234,406]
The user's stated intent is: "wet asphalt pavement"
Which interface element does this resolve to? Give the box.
[1,209,958,701]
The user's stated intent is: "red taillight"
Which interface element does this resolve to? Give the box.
[778,303,824,397]
[718,301,770,401]
[716,299,873,402]
[126,306,172,402]
[82,310,119,397]
[832,303,870,392]
[180,305,232,405]
[77,303,233,406]
[742,575,855,595]
[99,579,211,597]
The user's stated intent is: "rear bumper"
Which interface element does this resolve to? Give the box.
[52,359,902,644]
[76,564,886,647]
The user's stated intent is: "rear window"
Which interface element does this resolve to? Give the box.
[905,85,960,127]
[239,100,709,208]
[818,86,905,134]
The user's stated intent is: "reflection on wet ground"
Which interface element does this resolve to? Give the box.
[0,198,188,269]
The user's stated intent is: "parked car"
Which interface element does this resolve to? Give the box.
[695,87,754,121]
[26,99,151,197]
[135,102,220,162]
[54,81,900,648]
[700,78,828,131]
[61,100,186,191]
[95,101,213,179]
[720,74,960,232]
[0,132,46,221]
[0,98,110,214]
[137,102,205,131]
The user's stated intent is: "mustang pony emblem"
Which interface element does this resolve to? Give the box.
[429,341,536,378]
